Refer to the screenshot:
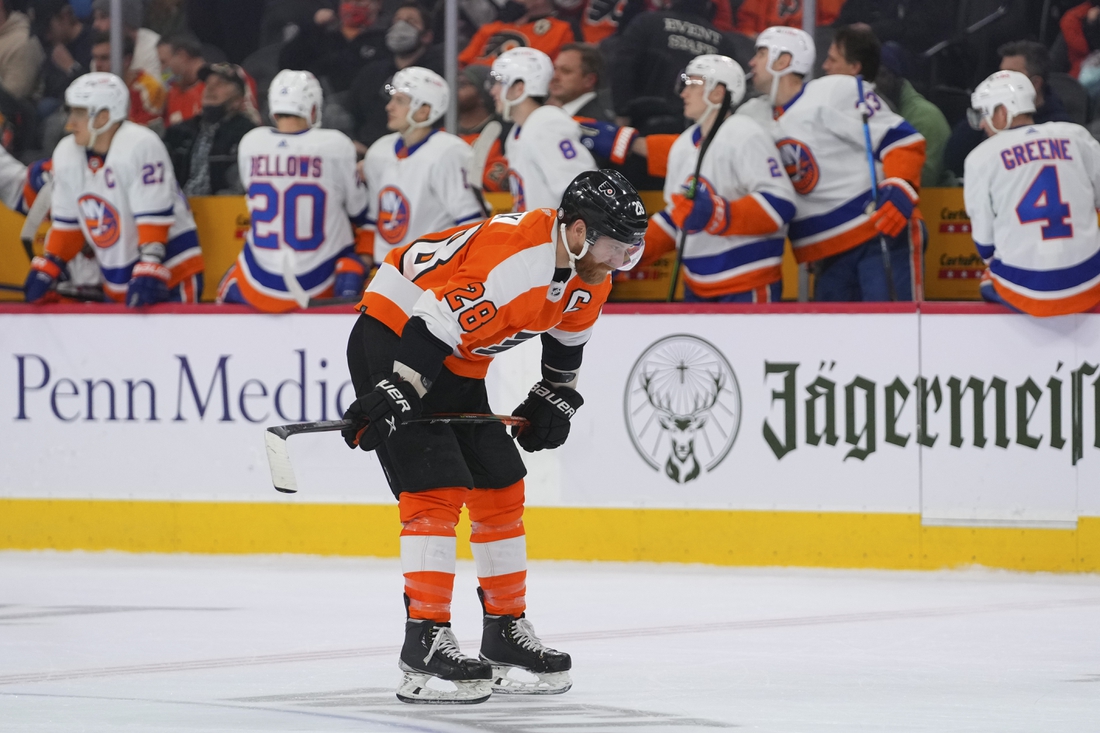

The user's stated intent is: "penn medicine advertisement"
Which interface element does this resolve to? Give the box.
[3,311,1099,525]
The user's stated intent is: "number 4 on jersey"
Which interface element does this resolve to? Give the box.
[1016,165,1073,239]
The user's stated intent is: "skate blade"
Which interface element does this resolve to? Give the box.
[396,669,492,705]
[488,665,572,695]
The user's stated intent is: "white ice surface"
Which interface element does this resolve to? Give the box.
[1,552,1098,732]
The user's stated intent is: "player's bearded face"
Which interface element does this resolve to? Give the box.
[576,235,634,285]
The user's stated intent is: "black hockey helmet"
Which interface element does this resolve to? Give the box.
[557,169,648,246]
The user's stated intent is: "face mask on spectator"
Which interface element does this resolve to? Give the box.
[201,103,229,124]
[341,2,373,29]
[386,20,421,54]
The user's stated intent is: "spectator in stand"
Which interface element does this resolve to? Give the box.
[91,0,159,79]
[610,0,740,125]
[35,0,92,107]
[458,0,575,67]
[734,0,844,37]
[260,0,329,47]
[455,63,508,191]
[91,30,166,133]
[347,1,444,152]
[279,0,388,94]
[547,42,611,119]
[0,0,45,100]
[163,34,206,127]
[943,41,1072,181]
[875,42,950,187]
[144,0,189,39]
[1061,0,1100,78]
[164,63,255,195]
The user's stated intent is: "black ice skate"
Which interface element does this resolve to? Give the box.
[477,589,572,695]
[397,618,493,704]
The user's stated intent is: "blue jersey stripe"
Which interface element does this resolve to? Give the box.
[759,192,796,224]
[875,122,920,158]
[789,190,873,241]
[992,247,1100,293]
[974,241,995,260]
[243,243,356,292]
[133,206,175,219]
[683,237,785,276]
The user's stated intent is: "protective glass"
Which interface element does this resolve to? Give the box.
[588,234,642,268]
[966,107,986,131]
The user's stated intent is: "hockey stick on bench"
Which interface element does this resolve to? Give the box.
[265,413,530,493]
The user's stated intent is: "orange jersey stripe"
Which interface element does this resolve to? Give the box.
[722,195,785,236]
[137,223,171,247]
[684,263,782,299]
[645,134,677,179]
[882,140,926,190]
[792,219,879,264]
[994,279,1100,317]
[44,227,86,261]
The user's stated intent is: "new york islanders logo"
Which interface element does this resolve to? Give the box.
[78,194,122,248]
[509,170,526,212]
[776,138,819,195]
[377,186,411,244]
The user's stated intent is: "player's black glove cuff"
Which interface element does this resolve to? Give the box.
[510,379,584,452]
[341,374,423,452]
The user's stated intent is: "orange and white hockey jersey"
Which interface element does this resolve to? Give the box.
[363,129,484,265]
[459,16,575,67]
[646,114,796,297]
[964,121,1100,316]
[771,75,925,263]
[232,126,370,312]
[506,105,595,212]
[45,122,202,302]
[357,209,609,379]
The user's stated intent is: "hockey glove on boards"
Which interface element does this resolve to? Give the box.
[24,253,66,303]
[510,380,584,452]
[127,244,171,307]
[333,256,367,298]
[576,118,637,165]
[868,178,918,237]
[670,178,728,235]
[341,374,423,451]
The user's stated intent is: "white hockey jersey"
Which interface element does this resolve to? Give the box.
[651,115,796,297]
[964,121,1100,316]
[0,144,26,212]
[771,75,925,263]
[235,126,370,311]
[46,122,201,301]
[363,129,484,264]
[506,105,595,212]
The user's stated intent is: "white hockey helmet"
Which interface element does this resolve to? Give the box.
[968,70,1036,133]
[386,66,449,130]
[64,72,130,149]
[269,69,324,127]
[490,48,553,121]
[756,26,816,76]
[682,54,747,121]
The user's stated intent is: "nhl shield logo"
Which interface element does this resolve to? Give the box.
[77,194,122,248]
[624,335,741,484]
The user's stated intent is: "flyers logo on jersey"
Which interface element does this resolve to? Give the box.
[776,138,819,195]
[78,194,122,248]
[377,186,411,244]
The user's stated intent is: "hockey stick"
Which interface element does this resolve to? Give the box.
[20,178,52,261]
[265,413,530,493]
[667,90,732,302]
[856,74,898,302]
[468,120,502,216]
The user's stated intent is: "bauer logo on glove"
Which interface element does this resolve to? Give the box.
[511,379,584,452]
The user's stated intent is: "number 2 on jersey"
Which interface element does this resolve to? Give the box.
[1016,165,1073,240]
[248,182,327,251]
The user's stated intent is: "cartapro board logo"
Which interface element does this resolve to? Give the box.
[377,186,410,244]
[624,335,741,483]
[776,138,819,195]
[77,194,121,248]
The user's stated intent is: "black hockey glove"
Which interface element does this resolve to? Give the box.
[510,380,584,452]
[342,374,423,451]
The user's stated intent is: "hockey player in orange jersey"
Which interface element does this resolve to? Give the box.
[342,169,647,704]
